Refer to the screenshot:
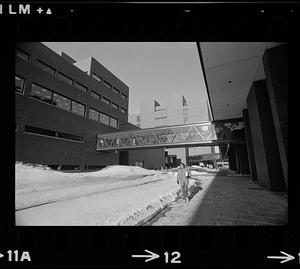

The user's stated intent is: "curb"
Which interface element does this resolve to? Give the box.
[118,183,197,226]
[135,191,181,226]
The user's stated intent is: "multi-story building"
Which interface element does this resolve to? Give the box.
[15,42,138,170]
[129,95,212,128]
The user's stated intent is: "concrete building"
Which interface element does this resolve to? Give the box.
[15,42,138,170]
[129,95,212,128]
[199,42,287,191]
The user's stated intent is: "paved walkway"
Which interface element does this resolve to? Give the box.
[145,175,287,226]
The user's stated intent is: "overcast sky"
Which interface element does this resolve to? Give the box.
[43,42,208,115]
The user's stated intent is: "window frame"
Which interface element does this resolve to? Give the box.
[16,48,30,62]
[101,96,110,105]
[112,87,120,95]
[92,73,102,83]
[74,81,88,93]
[15,75,26,94]
[120,107,127,114]
[71,100,86,117]
[36,60,56,76]
[88,108,100,122]
[24,125,84,143]
[121,93,127,100]
[30,83,54,103]
[90,91,101,100]
[102,79,112,89]
[56,72,74,85]
[111,102,119,110]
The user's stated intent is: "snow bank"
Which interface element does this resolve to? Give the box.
[15,162,159,185]
[92,165,158,177]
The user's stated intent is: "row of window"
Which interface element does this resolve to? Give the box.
[24,125,84,142]
[31,83,86,117]
[89,108,118,129]
[16,48,128,104]
[15,76,120,129]
[91,73,128,100]
[90,90,127,114]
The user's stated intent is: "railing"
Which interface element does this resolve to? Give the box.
[96,120,245,151]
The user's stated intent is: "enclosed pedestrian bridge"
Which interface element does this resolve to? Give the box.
[96,119,246,151]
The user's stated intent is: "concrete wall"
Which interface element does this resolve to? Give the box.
[246,80,285,191]
[263,44,288,188]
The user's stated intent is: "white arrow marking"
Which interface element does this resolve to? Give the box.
[267,251,295,264]
[0,253,4,259]
[132,249,160,262]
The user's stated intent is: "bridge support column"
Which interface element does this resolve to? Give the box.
[243,109,257,181]
[185,147,189,167]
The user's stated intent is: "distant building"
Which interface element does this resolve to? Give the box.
[129,95,212,128]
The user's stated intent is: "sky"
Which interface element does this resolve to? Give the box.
[43,42,208,115]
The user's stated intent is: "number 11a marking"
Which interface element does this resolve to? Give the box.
[164,251,181,263]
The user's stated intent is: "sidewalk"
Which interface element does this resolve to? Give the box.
[145,175,287,226]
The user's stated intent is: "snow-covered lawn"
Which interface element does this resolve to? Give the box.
[15,163,199,226]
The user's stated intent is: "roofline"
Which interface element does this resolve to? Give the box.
[196,42,215,121]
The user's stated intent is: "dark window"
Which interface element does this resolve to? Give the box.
[36,60,56,75]
[57,72,73,85]
[103,80,111,89]
[112,87,120,95]
[16,48,30,62]
[90,91,100,100]
[121,93,127,100]
[71,101,85,116]
[120,107,127,114]
[74,82,87,93]
[111,102,119,110]
[24,125,56,137]
[53,93,71,111]
[101,96,110,105]
[100,113,110,125]
[31,83,53,103]
[110,117,118,129]
[15,75,25,94]
[137,116,141,122]
[58,132,83,142]
[24,125,83,142]
[89,108,99,121]
[92,73,102,82]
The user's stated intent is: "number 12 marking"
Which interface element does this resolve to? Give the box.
[164,251,181,263]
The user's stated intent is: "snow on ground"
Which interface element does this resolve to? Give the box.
[15,163,201,225]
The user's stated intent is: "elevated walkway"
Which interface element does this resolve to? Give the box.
[96,120,245,151]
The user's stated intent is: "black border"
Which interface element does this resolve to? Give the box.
[1,1,298,268]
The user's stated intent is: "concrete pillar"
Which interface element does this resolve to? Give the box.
[263,44,288,189]
[185,147,189,167]
[236,144,250,175]
[246,80,286,191]
[243,109,258,181]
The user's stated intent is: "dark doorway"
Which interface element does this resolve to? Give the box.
[119,151,129,165]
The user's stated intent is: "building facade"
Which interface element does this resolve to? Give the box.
[129,95,212,128]
[15,42,137,170]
